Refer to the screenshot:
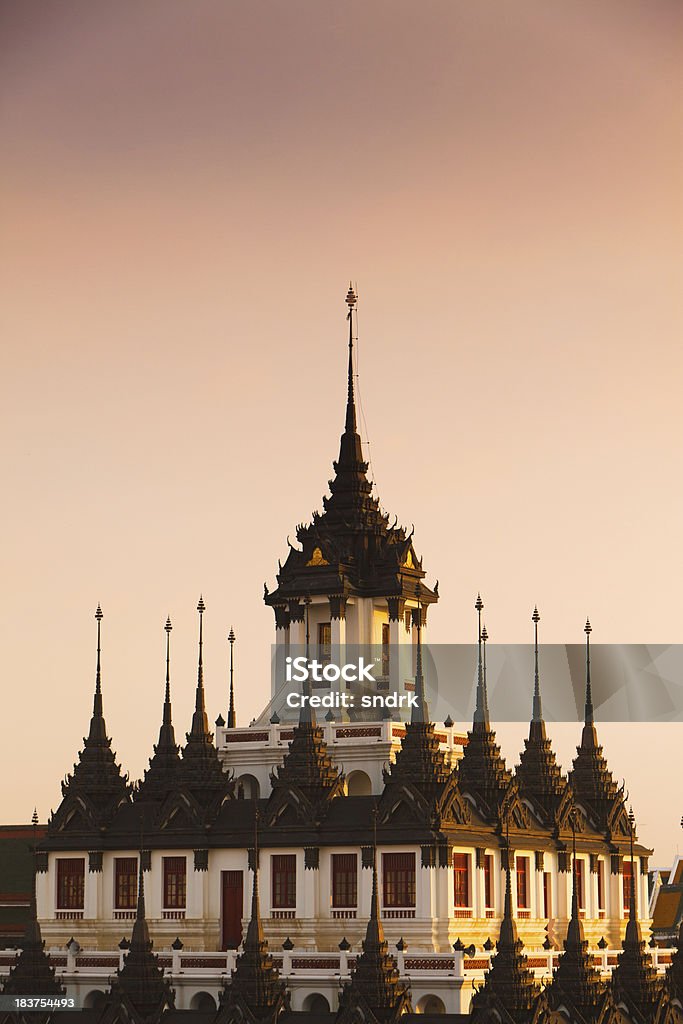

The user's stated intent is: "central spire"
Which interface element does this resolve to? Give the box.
[345,282,358,435]
[531,606,544,730]
[411,583,428,724]
[136,617,181,803]
[227,627,236,729]
[188,596,210,740]
[88,604,106,742]
[473,594,490,729]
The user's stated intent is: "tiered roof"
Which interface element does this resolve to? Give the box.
[515,609,571,831]
[545,830,607,1021]
[267,713,346,827]
[456,604,516,826]
[337,838,412,1023]
[264,286,436,610]
[105,859,174,1023]
[569,622,631,842]
[470,854,539,1022]
[217,821,287,1024]
[136,618,181,804]
[176,598,234,811]
[49,607,131,834]
[2,826,65,998]
[612,848,661,1020]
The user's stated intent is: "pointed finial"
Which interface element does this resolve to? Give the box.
[95,604,103,696]
[227,626,236,729]
[532,606,543,724]
[344,284,358,434]
[474,596,489,728]
[628,805,637,920]
[412,582,428,724]
[188,596,209,739]
[584,617,594,725]
[164,617,173,705]
[32,808,38,828]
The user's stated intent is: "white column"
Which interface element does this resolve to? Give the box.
[330,611,347,707]
[388,617,402,695]
[84,860,98,920]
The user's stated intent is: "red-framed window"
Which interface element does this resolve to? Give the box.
[163,857,186,909]
[332,854,357,908]
[623,861,634,912]
[382,852,416,908]
[484,854,494,909]
[114,857,138,910]
[576,859,586,911]
[56,858,85,910]
[516,856,530,910]
[381,623,390,678]
[453,853,470,908]
[543,871,551,918]
[597,861,605,911]
[318,623,331,665]
[272,855,297,909]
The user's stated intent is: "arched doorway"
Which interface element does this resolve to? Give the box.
[83,991,106,1010]
[190,992,217,1011]
[417,994,445,1014]
[235,773,260,799]
[302,992,330,1013]
[346,770,372,797]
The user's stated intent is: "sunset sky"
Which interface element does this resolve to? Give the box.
[1,2,681,862]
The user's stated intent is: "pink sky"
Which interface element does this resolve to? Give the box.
[1,2,681,863]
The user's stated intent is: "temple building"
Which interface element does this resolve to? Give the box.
[4,288,679,1022]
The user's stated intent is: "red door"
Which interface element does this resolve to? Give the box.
[221,871,243,949]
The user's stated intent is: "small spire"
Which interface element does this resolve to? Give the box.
[411,583,428,724]
[189,596,209,738]
[227,627,236,729]
[532,607,542,723]
[345,282,358,435]
[130,850,150,949]
[584,618,594,725]
[566,813,584,948]
[157,616,176,748]
[499,813,518,949]
[164,617,172,717]
[628,806,638,924]
[473,594,490,728]
[88,605,107,742]
[365,806,385,953]
[244,808,265,950]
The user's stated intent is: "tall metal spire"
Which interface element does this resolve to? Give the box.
[244,809,264,950]
[88,604,107,742]
[157,616,176,748]
[411,583,428,724]
[164,617,172,716]
[345,283,358,435]
[532,607,542,723]
[499,813,518,949]
[473,595,490,728]
[584,618,594,725]
[628,806,638,925]
[365,807,384,952]
[568,814,582,943]
[227,627,236,729]
[189,596,209,738]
